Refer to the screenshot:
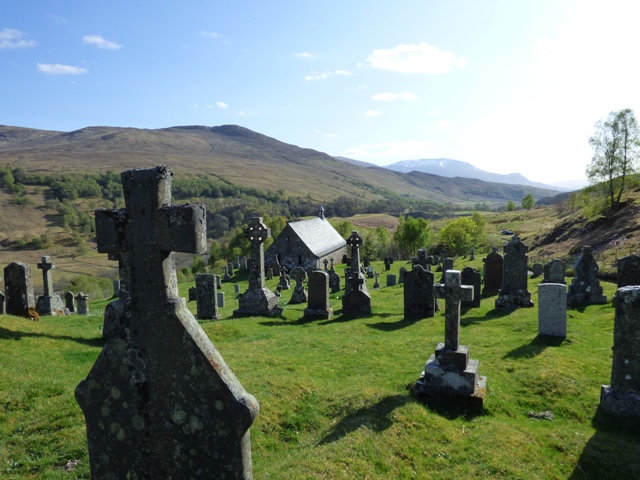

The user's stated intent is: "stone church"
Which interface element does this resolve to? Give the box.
[264,207,347,271]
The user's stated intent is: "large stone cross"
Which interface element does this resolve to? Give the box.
[244,217,270,290]
[37,255,55,297]
[76,166,258,479]
[433,270,474,351]
[347,230,363,270]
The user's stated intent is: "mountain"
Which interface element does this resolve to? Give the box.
[0,124,559,205]
[384,158,569,192]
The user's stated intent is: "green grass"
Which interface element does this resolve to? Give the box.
[1,259,639,479]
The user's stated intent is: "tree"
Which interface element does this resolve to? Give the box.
[521,193,535,210]
[506,200,516,211]
[587,108,640,211]
[393,216,432,258]
[439,217,476,255]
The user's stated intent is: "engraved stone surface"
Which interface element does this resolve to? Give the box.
[403,265,435,319]
[482,247,503,295]
[538,283,567,338]
[495,236,534,310]
[75,292,89,315]
[304,270,332,319]
[196,273,221,320]
[543,259,565,284]
[461,266,481,308]
[618,254,640,288]
[342,231,371,314]
[4,262,35,317]
[289,267,308,304]
[567,246,607,305]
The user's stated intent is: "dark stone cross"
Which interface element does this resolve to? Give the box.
[433,270,474,352]
[75,166,258,479]
[37,256,55,296]
[342,230,371,314]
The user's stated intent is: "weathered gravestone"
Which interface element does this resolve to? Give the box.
[223,265,231,282]
[323,258,329,271]
[289,267,308,304]
[234,217,282,317]
[234,255,241,269]
[76,166,258,478]
[367,265,374,279]
[482,247,503,295]
[496,236,534,310]
[461,266,481,308]
[617,254,640,288]
[227,261,235,277]
[600,286,640,416]
[304,270,332,319]
[470,247,475,261]
[0,291,4,315]
[279,270,291,290]
[403,265,435,319]
[387,273,397,287]
[196,273,221,320]
[188,286,197,302]
[266,267,273,280]
[112,279,120,297]
[399,266,408,284]
[373,272,381,289]
[414,270,486,403]
[538,283,567,338]
[217,291,226,308]
[543,259,565,284]
[531,263,543,278]
[240,256,248,271]
[4,261,35,317]
[440,257,454,282]
[65,291,76,313]
[36,255,65,315]
[234,283,241,294]
[567,246,607,306]
[75,292,89,315]
[328,267,341,294]
[342,231,371,314]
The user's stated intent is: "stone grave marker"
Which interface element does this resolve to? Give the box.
[234,283,241,294]
[367,265,374,278]
[0,291,4,314]
[538,283,567,337]
[531,263,543,278]
[223,265,231,282]
[240,256,248,271]
[543,259,565,284]
[482,247,503,295]
[266,267,273,280]
[329,267,341,294]
[373,272,381,289]
[113,279,120,297]
[217,291,225,308]
[567,246,607,305]
[272,260,281,277]
[36,255,65,315]
[399,266,408,284]
[496,236,534,309]
[228,261,235,277]
[4,261,35,317]
[323,259,329,271]
[75,292,89,315]
[403,265,435,319]
[414,270,486,402]
[188,286,197,302]
[618,254,640,288]
[279,270,291,290]
[196,273,221,320]
[470,247,475,261]
[461,266,481,308]
[387,273,397,287]
[342,231,371,314]
[384,260,391,271]
[234,255,241,269]
[289,267,308,304]
[76,165,258,478]
[363,257,370,268]
[600,286,640,416]
[216,274,222,289]
[234,217,282,317]
[65,291,76,312]
[304,270,332,319]
[440,257,454,282]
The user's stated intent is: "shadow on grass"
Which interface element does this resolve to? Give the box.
[0,326,104,348]
[502,335,568,359]
[318,394,410,445]
[460,308,513,327]
[569,407,640,479]
[366,316,424,331]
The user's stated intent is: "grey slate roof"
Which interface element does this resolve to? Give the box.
[288,217,346,258]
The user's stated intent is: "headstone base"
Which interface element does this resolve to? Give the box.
[495,291,534,310]
[36,295,65,316]
[289,290,308,304]
[234,288,282,317]
[414,374,486,408]
[567,293,608,306]
[341,289,371,315]
[417,354,483,396]
[600,385,640,417]
[303,307,333,320]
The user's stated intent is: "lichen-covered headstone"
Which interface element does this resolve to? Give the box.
[403,265,435,319]
[461,266,481,308]
[495,236,534,310]
[531,263,543,278]
[196,273,221,320]
[617,254,640,288]
[75,292,89,315]
[567,246,607,306]
[188,286,197,302]
[538,283,567,337]
[542,259,565,284]
[289,267,308,304]
[342,231,371,314]
[217,291,226,308]
[482,247,503,295]
[4,261,35,317]
[600,286,640,416]
[386,273,397,287]
[328,267,341,294]
[304,270,332,319]
[76,166,258,478]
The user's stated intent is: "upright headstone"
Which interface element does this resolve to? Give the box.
[399,266,408,284]
[416,249,428,269]
[272,260,281,277]
[234,217,282,317]
[363,257,370,268]
[304,270,332,319]
[35,255,65,315]
[240,256,248,271]
[65,291,76,312]
[567,246,607,305]
[470,247,475,261]
[373,272,380,289]
[234,283,241,294]
[75,292,89,315]
[113,279,121,297]
[367,265,374,279]
[415,270,486,402]
[461,266,481,308]
[289,267,308,304]
[538,283,567,338]
[279,270,291,290]
[196,274,221,320]
[0,291,4,315]
[386,274,397,287]
[228,262,235,277]
[496,236,534,309]
[531,263,543,278]
[4,262,35,317]
[217,291,226,308]
[440,257,454,282]
[482,247,503,295]
[76,165,258,478]
[323,259,329,271]
[266,267,273,280]
[543,259,566,284]
[618,254,640,288]
[342,231,371,315]
[234,255,241,269]
[403,265,435,319]
[223,265,231,282]
[188,286,197,302]
[329,268,341,294]
[384,260,391,271]
[600,286,640,416]
[216,274,222,290]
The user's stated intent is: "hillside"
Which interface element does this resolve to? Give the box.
[0,124,559,206]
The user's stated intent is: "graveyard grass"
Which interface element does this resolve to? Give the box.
[2,261,640,479]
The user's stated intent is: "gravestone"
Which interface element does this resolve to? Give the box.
[216,274,222,290]
[373,272,380,289]
[384,260,391,271]
[304,270,332,319]
[196,274,221,320]
[387,274,397,287]
[415,270,486,402]
[240,256,248,271]
[76,165,258,478]
[399,266,408,284]
[416,249,428,269]
[538,283,567,338]
[543,259,565,284]
[272,261,281,277]
[113,279,121,297]
[367,265,374,278]
[496,236,534,310]
[323,259,329,271]
[600,286,640,416]
[35,255,65,315]
[403,265,435,319]
[223,265,231,282]
[4,261,35,317]
[234,283,241,294]
[227,262,235,277]
[329,268,341,294]
[289,267,308,304]
[0,291,4,314]
[217,291,226,308]
[461,266,481,308]
[567,246,607,305]
[279,270,291,290]
[470,247,475,261]
[266,267,273,280]
[233,255,240,269]
[617,254,640,288]
[531,263,543,278]
[363,257,370,268]
[75,292,89,315]
[440,257,454,282]
[65,291,76,312]
[234,217,282,317]
[188,286,197,302]
[482,247,503,295]
[342,231,371,314]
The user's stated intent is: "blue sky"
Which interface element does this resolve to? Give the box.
[2,1,639,186]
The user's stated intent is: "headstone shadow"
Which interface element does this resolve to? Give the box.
[318,394,410,445]
[0,326,104,348]
[366,316,423,331]
[502,335,568,360]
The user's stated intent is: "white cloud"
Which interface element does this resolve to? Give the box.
[237,111,247,116]
[365,110,381,117]
[201,31,220,39]
[216,101,228,109]
[37,63,88,75]
[82,35,122,50]
[365,42,467,74]
[0,29,36,49]
[531,37,553,57]
[372,92,418,101]
[342,140,438,161]
[305,71,331,81]
[356,84,368,90]
[295,51,315,58]
[335,70,352,76]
